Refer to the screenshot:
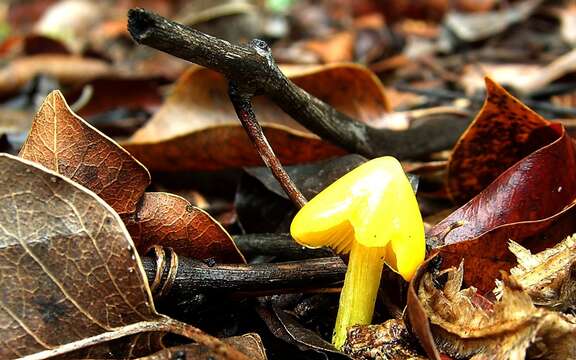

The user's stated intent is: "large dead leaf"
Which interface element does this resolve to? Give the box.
[415,264,576,359]
[428,123,576,293]
[125,192,245,263]
[0,154,247,359]
[123,63,391,171]
[447,78,552,203]
[19,90,150,215]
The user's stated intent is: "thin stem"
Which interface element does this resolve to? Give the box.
[332,242,387,349]
[228,81,307,208]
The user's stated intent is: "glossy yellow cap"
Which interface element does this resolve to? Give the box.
[290,156,425,281]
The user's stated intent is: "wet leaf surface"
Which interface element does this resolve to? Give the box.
[19,90,150,215]
[428,122,576,292]
[123,64,391,171]
[447,78,552,203]
[126,192,245,263]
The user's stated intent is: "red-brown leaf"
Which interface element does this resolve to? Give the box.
[126,192,245,263]
[19,90,150,215]
[429,124,576,293]
[447,77,552,203]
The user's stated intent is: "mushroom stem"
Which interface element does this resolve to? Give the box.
[332,242,387,349]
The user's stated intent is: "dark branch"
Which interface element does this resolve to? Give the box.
[142,255,345,301]
[128,8,471,159]
[233,233,333,260]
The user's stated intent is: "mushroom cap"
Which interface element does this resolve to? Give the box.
[290,156,425,280]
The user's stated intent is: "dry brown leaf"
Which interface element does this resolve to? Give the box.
[0,154,247,360]
[138,333,267,360]
[0,55,113,96]
[495,234,576,312]
[125,192,245,263]
[123,63,391,171]
[19,90,150,215]
[418,263,576,359]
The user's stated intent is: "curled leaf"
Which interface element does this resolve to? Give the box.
[417,264,576,359]
[496,234,576,312]
[19,90,150,215]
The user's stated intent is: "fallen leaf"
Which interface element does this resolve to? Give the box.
[0,154,246,359]
[71,77,166,118]
[34,0,105,53]
[137,333,267,360]
[416,263,576,359]
[495,234,576,312]
[459,63,542,95]
[406,255,442,360]
[19,90,150,215]
[420,115,576,244]
[0,55,113,96]
[245,154,368,200]
[123,63,391,171]
[429,122,576,292]
[447,77,552,203]
[125,192,245,263]
[256,299,350,359]
[443,0,542,43]
[303,31,355,64]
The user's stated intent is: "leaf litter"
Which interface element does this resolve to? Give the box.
[4,1,576,359]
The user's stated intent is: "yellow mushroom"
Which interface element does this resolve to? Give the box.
[290,156,425,349]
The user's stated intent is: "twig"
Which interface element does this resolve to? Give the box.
[229,78,307,208]
[233,233,333,259]
[127,8,470,159]
[141,255,346,302]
